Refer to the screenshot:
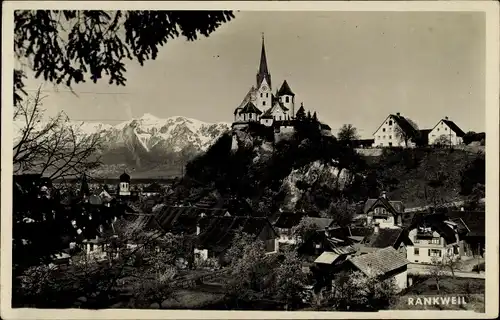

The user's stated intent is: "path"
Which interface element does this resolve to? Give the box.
[408,263,485,279]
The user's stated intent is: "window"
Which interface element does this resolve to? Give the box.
[389,135,392,139]
[286,96,290,103]
[263,101,266,106]
[431,238,440,245]
[445,127,447,131]
[414,248,420,255]
[389,142,393,147]
[389,120,393,125]
[383,135,386,139]
[383,128,386,132]
[429,249,441,257]
[437,128,440,131]
[266,93,269,98]
[260,93,263,98]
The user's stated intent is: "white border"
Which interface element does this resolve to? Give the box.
[2,1,499,319]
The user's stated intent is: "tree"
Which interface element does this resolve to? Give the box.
[223,240,273,307]
[322,270,398,311]
[337,124,359,143]
[394,118,419,147]
[291,218,319,244]
[434,134,451,147]
[269,250,307,310]
[14,10,235,105]
[429,256,447,293]
[312,111,318,122]
[325,199,356,227]
[295,105,306,120]
[13,88,102,180]
[462,131,477,145]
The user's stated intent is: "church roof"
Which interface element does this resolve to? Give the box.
[120,171,130,182]
[256,35,272,88]
[277,80,295,96]
[240,101,263,115]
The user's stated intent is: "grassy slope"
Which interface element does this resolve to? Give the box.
[366,148,483,209]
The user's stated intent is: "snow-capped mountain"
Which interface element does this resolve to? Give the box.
[14,113,231,177]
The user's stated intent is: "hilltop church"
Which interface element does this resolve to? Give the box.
[233,35,303,127]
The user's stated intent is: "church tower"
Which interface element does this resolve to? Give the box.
[119,171,131,197]
[255,34,272,112]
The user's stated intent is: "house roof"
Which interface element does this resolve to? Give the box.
[373,114,419,137]
[196,216,276,254]
[446,211,485,237]
[305,217,335,230]
[274,212,304,229]
[441,119,466,137]
[143,182,162,193]
[408,213,457,244]
[362,227,406,248]
[277,80,295,96]
[363,197,404,215]
[348,247,409,277]
[240,101,263,115]
[314,251,341,265]
[236,86,257,113]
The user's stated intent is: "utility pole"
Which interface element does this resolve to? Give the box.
[477,243,480,274]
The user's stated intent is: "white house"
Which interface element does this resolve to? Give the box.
[406,214,462,264]
[428,117,465,146]
[372,113,419,148]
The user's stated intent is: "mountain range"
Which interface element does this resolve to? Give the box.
[15,113,231,179]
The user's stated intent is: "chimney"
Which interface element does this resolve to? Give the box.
[381,191,387,199]
[445,116,449,120]
[396,112,401,116]
[374,223,380,234]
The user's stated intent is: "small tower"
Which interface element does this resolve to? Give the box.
[255,33,272,112]
[79,173,90,200]
[119,171,131,197]
[277,80,295,118]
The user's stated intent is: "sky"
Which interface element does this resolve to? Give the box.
[22,10,486,138]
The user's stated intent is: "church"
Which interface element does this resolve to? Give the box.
[233,35,300,127]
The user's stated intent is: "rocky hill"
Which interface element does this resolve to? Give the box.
[179,121,485,214]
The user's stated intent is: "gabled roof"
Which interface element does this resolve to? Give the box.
[408,213,457,244]
[446,211,485,237]
[196,216,277,254]
[304,217,335,230]
[372,114,419,137]
[143,182,163,193]
[362,228,407,249]
[348,247,409,277]
[236,86,257,113]
[363,197,404,215]
[240,101,263,115]
[273,212,304,229]
[438,119,466,137]
[277,80,295,96]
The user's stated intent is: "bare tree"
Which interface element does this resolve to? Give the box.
[429,257,447,293]
[13,87,102,181]
[394,118,419,147]
[337,124,359,143]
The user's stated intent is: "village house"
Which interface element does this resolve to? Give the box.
[141,182,163,197]
[363,191,405,228]
[372,113,420,147]
[446,210,485,258]
[194,216,279,262]
[405,213,462,264]
[272,212,304,244]
[346,246,410,292]
[427,116,465,146]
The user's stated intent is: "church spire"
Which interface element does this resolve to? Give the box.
[256,33,271,88]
